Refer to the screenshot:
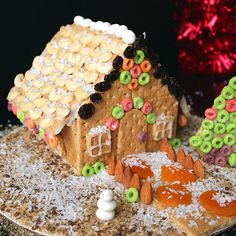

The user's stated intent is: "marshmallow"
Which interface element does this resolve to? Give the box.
[96,209,115,221]
[74,16,84,25]
[100,189,114,201]
[122,30,136,44]
[115,25,128,38]
[80,18,92,27]
[97,199,117,212]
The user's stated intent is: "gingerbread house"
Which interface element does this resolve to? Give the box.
[7,16,185,175]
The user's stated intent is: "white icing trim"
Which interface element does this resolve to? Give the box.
[73,16,136,44]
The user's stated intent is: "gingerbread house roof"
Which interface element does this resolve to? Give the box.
[7,16,183,136]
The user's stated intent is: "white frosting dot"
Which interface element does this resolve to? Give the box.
[100,189,114,201]
[115,25,128,38]
[101,22,111,32]
[122,30,136,44]
[80,18,92,27]
[74,16,84,25]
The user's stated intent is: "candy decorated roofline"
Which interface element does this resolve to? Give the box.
[74,16,136,44]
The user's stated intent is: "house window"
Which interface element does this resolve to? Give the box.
[87,125,111,157]
[153,113,174,141]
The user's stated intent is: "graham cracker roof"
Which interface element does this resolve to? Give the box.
[7,22,129,135]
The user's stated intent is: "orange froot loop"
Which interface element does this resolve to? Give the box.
[199,190,236,217]
[49,136,59,148]
[156,183,192,207]
[130,161,154,180]
[128,78,139,90]
[140,60,152,73]
[122,58,135,71]
[161,165,197,184]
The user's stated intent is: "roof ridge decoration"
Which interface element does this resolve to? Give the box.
[73,16,136,44]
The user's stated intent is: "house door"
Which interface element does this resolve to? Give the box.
[117,109,147,158]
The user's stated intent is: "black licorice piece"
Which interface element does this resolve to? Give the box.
[89,93,103,104]
[78,103,95,120]
[112,56,123,70]
[104,70,120,83]
[94,81,111,92]
[123,46,136,58]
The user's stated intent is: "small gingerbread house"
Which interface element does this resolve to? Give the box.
[7,16,185,175]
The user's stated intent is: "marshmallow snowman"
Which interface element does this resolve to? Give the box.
[96,189,117,221]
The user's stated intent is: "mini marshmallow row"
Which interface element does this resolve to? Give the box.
[74,16,136,44]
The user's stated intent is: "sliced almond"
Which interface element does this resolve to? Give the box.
[83,71,98,83]
[60,94,74,104]
[32,56,44,68]
[20,102,33,112]
[75,87,89,100]
[41,66,53,75]
[14,95,24,104]
[97,61,112,74]
[7,87,20,101]
[41,85,54,95]
[39,118,54,129]
[25,70,36,81]
[29,109,43,120]
[98,50,112,62]
[33,98,46,107]
[65,80,78,92]
[14,74,24,88]
[56,106,70,118]
[48,89,61,102]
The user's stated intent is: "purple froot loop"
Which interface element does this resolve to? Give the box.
[210,148,220,157]
[220,145,232,157]
[215,156,227,167]
[203,155,215,165]
[138,131,148,143]
[7,102,12,112]
[33,125,39,134]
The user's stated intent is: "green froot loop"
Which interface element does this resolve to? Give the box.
[125,187,139,203]
[189,135,202,147]
[120,71,132,84]
[112,106,125,119]
[226,124,236,134]
[213,96,226,110]
[212,137,224,149]
[201,119,214,130]
[170,138,182,149]
[82,164,95,177]
[217,110,229,123]
[138,73,151,86]
[134,50,145,64]
[223,134,235,146]
[201,130,214,141]
[199,141,212,154]
[229,76,236,90]
[221,86,235,100]
[93,161,105,174]
[213,123,226,135]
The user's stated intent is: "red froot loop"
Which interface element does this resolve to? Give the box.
[106,117,120,131]
[226,99,236,112]
[204,107,217,120]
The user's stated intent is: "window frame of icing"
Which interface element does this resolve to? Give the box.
[86,125,112,157]
[152,113,174,141]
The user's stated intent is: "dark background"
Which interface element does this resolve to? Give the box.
[0,1,235,235]
[1,0,179,125]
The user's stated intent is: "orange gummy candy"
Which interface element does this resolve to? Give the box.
[130,161,154,180]
[156,183,192,207]
[199,190,236,217]
[161,165,196,184]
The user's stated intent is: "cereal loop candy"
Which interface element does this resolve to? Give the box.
[228,76,236,90]
[156,184,192,207]
[125,187,139,203]
[204,107,217,120]
[128,79,139,90]
[93,161,105,174]
[212,137,224,149]
[228,153,236,167]
[221,86,235,100]
[189,135,202,147]
[123,46,136,59]
[134,50,145,64]
[121,98,133,112]
[112,106,125,119]
[112,56,123,70]
[217,110,229,123]
[49,136,59,148]
[226,99,236,112]
[213,123,226,135]
[203,155,215,165]
[119,71,132,85]
[201,130,214,141]
[214,96,226,110]
[82,164,95,177]
[140,60,152,73]
[170,138,182,149]
[215,156,227,167]
[122,58,134,70]
[133,96,144,109]
[130,64,142,78]
[146,113,157,124]
[223,134,235,146]
[141,101,153,115]
[106,117,120,131]
[201,119,214,130]
[226,124,236,134]
[138,73,151,86]
[199,190,236,217]
[199,141,212,154]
